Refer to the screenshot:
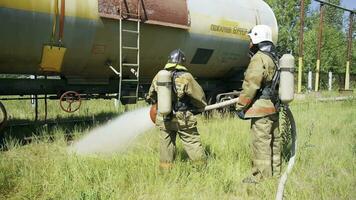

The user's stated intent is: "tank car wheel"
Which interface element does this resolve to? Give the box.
[59,91,82,113]
[0,101,7,130]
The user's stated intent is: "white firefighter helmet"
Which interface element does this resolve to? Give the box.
[248,25,273,44]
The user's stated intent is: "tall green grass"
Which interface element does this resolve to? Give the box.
[0,95,355,199]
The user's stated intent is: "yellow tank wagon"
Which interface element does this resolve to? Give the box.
[0,0,277,109]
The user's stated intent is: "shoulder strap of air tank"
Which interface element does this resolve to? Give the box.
[172,70,178,94]
[261,51,280,91]
[261,51,279,69]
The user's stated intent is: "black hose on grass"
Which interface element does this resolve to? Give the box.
[276,105,297,200]
[205,98,298,199]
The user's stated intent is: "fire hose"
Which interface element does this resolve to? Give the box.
[150,97,296,198]
[205,98,297,200]
[276,105,296,200]
[204,97,240,111]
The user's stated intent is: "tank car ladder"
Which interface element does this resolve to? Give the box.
[118,0,141,104]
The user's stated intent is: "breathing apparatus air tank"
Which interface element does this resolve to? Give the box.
[157,70,173,116]
[279,54,295,104]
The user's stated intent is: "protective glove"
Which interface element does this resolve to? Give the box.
[190,107,205,115]
[145,94,156,105]
[149,104,157,123]
[236,110,246,120]
[191,110,201,115]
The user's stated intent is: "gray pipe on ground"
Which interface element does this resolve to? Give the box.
[204,98,239,111]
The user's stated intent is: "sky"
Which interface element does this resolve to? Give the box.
[311,0,356,10]
[339,0,355,10]
[310,0,355,30]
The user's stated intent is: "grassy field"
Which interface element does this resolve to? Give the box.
[0,93,355,200]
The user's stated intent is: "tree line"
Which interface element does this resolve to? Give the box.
[265,0,355,74]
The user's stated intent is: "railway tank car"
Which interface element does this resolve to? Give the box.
[0,0,278,106]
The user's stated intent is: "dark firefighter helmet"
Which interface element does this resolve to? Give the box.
[168,49,186,65]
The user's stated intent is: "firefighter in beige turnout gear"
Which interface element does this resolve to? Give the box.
[146,49,207,169]
[236,25,281,183]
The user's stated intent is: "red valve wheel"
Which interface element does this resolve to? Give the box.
[59,91,82,113]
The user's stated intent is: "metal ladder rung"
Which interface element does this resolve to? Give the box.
[121,12,139,17]
[122,29,139,34]
[122,46,139,50]
[122,63,139,67]
[119,1,141,103]
[121,96,138,99]
[122,79,139,82]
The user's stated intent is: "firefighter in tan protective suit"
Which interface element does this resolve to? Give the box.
[236,25,281,183]
[146,49,207,169]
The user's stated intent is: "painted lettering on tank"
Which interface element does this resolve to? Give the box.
[210,24,249,39]
[233,27,249,38]
[210,24,233,34]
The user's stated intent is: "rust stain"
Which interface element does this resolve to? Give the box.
[98,0,121,16]
[92,44,106,54]
[98,0,189,28]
